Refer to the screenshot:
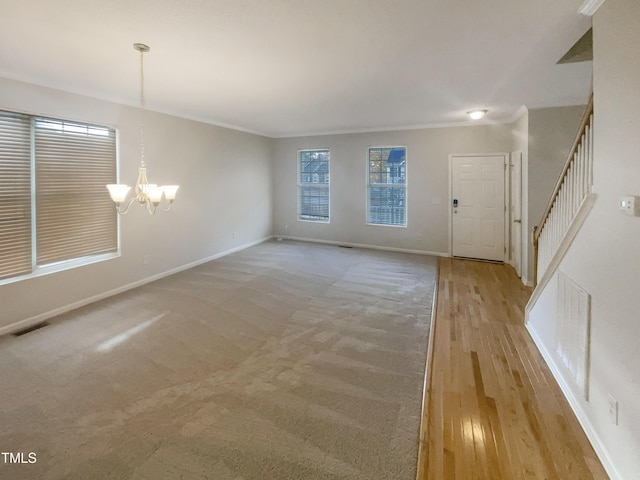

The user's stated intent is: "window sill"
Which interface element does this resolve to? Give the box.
[0,251,120,287]
[297,218,330,224]
[365,222,407,228]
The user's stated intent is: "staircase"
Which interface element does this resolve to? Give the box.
[532,96,595,292]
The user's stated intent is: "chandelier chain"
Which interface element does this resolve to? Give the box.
[139,46,145,167]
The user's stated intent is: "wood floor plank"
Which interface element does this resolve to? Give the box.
[419,257,608,480]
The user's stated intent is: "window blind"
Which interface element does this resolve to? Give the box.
[34,118,117,266]
[0,111,32,280]
[298,149,330,222]
[367,147,407,226]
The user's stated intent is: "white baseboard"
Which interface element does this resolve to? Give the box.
[276,235,449,257]
[526,323,622,480]
[0,236,272,337]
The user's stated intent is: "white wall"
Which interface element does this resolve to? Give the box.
[528,1,640,478]
[273,125,512,254]
[527,105,586,284]
[0,77,273,331]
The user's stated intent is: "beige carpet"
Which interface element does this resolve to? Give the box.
[0,240,437,480]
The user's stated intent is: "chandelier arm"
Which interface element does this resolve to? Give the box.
[115,196,138,215]
[157,202,174,212]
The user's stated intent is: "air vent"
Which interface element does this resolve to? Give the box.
[12,321,50,337]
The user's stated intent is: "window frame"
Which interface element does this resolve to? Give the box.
[0,109,119,286]
[366,145,408,228]
[297,148,330,224]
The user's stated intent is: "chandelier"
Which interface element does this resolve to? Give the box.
[106,43,179,214]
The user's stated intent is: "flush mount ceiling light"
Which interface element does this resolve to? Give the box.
[106,43,179,215]
[467,109,488,120]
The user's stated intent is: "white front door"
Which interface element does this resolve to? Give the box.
[510,152,523,277]
[451,155,506,261]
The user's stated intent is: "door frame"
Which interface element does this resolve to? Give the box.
[448,153,509,260]
[509,151,523,277]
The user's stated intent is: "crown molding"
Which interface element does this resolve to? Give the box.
[578,0,606,16]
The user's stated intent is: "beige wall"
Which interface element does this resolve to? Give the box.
[528,1,640,478]
[0,77,273,331]
[273,125,512,254]
[0,78,587,332]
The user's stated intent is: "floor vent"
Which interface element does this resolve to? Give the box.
[338,245,353,248]
[12,321,50,337]
[556,271,591,399]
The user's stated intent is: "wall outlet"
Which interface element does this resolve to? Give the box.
[232,231,237,239]
[142,254,150,265]
[607,394,619,425]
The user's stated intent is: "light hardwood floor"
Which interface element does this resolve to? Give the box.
[418,257,608,480]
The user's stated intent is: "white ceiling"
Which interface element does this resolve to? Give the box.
[0,0,592,137]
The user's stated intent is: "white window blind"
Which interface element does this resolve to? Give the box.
[0,110,117,282]
[35,118,117,265]
[367,146,407,226]
[0,111,32,280]
[298,149,330,222]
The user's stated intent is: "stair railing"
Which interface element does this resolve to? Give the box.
[533,96,594,285]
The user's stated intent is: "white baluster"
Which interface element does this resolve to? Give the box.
[587,116,593,189]
[562,181,568,233]
[574,148,580,213]
[577,144,584,204]
[569,163,575,219]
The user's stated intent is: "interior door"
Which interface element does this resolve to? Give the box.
[510,152,523,277]
[451,155,506,261]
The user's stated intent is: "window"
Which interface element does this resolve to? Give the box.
[298,149,329,222]
[0,110,117,282]
[367,146,407,226]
